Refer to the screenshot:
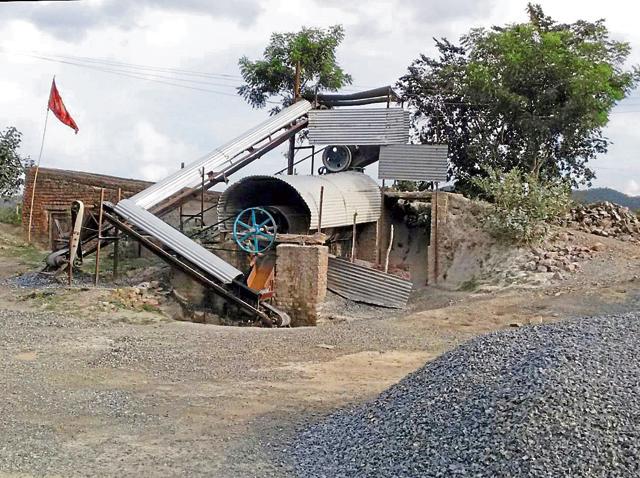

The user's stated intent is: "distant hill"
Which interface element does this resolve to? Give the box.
[572,188,640,210]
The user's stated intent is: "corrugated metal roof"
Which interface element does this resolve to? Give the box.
[307,108,409,145]
[327,256,412,308]
[378,144,448,182]
[218,172,382,231]
[131,100,313,210]
[114,199,242,284]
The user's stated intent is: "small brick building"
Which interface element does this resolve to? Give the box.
[22,167,218,248]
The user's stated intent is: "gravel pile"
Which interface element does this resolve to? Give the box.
[290,315,640,477]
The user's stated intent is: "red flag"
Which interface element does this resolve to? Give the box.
[48,79,79,134]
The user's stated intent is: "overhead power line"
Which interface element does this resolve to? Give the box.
[20,53,241,90]
[34,52,244,82]
[22,53,242,97]
[16,51,379,92]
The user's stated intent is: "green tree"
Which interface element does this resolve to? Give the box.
[398,4,640,193]
[237,25,352,113]
[0,127,30,198]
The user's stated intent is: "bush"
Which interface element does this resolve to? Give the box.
[472,168,571,244]
[0,205,21,225]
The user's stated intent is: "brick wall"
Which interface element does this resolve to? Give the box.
[22,167,220,247]
[275,244,328,326]
[23,167,150,246]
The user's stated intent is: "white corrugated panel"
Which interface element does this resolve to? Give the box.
[378,144,448,182]
[307,108,409,145]
[114,199,242,284]
[218,172,382,230]
[327,256,412,308]
[131,100,313,210]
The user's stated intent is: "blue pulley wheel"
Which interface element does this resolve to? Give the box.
[233,207,277,254]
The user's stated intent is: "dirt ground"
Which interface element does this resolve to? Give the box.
[1,224,640,477]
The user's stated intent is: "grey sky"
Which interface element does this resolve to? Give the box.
[0,0,638,193]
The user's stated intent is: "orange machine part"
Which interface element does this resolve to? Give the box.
[247,254,276,299]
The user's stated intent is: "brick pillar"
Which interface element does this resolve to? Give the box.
[275,244,328,326]
[427,192,449,284]
[355,222,379,263]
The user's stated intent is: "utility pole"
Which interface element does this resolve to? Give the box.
[287,61,302,175]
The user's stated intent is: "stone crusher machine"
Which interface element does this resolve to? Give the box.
[44,86,417,325]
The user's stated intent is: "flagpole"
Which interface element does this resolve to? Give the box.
[27,105,50,244]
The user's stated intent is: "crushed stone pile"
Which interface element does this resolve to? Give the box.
[290,315,640,477]
[567,201,640,241]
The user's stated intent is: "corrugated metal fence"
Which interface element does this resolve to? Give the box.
[327,256,413,308]
[378,144,448,182]
[307,108,409,145]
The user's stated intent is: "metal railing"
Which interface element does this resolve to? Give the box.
[274,146,327,176]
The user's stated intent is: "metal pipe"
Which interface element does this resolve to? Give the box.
[316,86,397,102]
[287,136,295,175]
[179,162,185,232]
[200,167,205,227]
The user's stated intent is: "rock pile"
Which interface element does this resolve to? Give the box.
[521,239,601,274]
[567,201,640,240]
[290,314,640,477]
[110,281,166,310]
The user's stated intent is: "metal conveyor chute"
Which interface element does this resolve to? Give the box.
[114,199,242,284]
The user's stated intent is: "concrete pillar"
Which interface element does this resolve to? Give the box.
[275,244,328,326]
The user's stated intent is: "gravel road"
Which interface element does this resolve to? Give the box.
[290,314,640,477]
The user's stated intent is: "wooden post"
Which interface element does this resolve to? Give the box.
[113,188,121,280]
[200,167,205,228]
[384,225,394,273]
[94,188,105,287]
[318,186,324,232]
[351,212,358,263]
[433,184,439,284]
[375,220,380,266]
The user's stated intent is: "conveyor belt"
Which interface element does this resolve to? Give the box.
[131,100,313,210]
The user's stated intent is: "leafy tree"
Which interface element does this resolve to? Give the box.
[0,127,30,198]
[237,25,352,113]
[398,4,640,193]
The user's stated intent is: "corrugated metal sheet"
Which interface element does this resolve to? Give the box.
[327,256,412,308]
[131,100,313,210]
[307,108,409,145]
[114,199,242,284]
[218,172,382,230]
[378,144,448,182]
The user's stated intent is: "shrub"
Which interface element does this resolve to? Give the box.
[0,205,21,225]
[472,168,571,244]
